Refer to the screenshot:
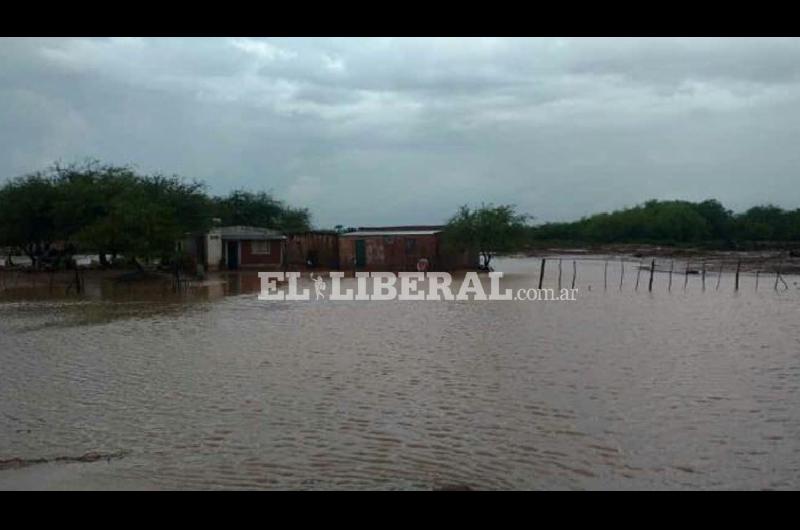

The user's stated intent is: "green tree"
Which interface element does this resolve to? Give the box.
[0,161,214,271]
[443,204,529,270]
[734,205,787,241]
[213,190,311,232]
[50,162,141,266]
[79,172,211,269]
[0,173,59,268]
[694,199,734,241]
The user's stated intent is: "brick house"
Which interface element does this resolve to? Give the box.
[338,226,476,272]
[183,225,286,271]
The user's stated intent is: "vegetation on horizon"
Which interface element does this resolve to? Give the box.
[441,199,800,267]
[3,161,800,272]
[529,199,800,248]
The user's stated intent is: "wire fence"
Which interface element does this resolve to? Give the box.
[527,255,796,293]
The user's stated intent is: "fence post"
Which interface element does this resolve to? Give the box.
[538,258,546,289]
[558,258,563,291]
[701,261,706,291]
[635,259,643,291]
[571,260,577,290]
[775,259,788,291]
[668,259,674,292]
[684,260,690,290]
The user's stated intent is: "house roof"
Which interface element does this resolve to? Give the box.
[340,229,442,237]
[357,225,444,232]
[210,225,286,240]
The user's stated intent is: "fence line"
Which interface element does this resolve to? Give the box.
[524,255,796,293]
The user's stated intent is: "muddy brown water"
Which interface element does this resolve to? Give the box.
[1,257,799,490]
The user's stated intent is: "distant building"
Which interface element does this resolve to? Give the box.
[183,226,286,271]
[181,224,476,273]
[338,226,476,272]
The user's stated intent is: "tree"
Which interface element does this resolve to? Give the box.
[50,161,141,266]
[213,190,311,232]
[0,161,215,271]
[73,172,212,269]
[529,199,735,245]
[695,199,734,241]
[1,161,315,274]
[443,204,530,270]
[0,173,59,268]
[734,205,787,241]
[278,206,313,233]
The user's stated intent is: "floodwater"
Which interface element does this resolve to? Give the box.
[1,257,799,490]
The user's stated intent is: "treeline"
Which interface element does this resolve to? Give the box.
[0,162,310,269]
[530,199,800,247]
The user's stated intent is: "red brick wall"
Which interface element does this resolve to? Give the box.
[339,234,440,271]
[240,239,282,267]
[285,232,340,269]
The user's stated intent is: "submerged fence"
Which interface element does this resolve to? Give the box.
[532,255,796,293]
[2,255,797,298]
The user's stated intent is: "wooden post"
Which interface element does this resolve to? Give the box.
[775,259,788,291]
[755,266,760,291]
[668,259,674,292]
[735,259,741,291]
[648,258,655,292]
[775,260,781,291]
[635,259,643,291]
[684,260,690,290]
[716,262,723,291]
[571,260,577,289]
[538,258,546,289]
[619,258,624,290]
[604,260,608,291]
[701,261,706,291]
[558,258,563,290]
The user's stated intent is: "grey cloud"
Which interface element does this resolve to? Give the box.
[2,37,800,227]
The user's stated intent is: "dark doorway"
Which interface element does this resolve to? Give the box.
[226,241,239,270]
[355,240,366,268]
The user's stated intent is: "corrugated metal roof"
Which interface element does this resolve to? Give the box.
[356,225,444,232]
[340,230,442,237]
[209,225,286,240]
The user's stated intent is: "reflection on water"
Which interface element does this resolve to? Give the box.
[1,258,799,490]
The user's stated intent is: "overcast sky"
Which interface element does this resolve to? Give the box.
[2,37,800,228]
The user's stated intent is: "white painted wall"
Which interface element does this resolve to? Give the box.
[1,256,33,267]
[206,233,222,270]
